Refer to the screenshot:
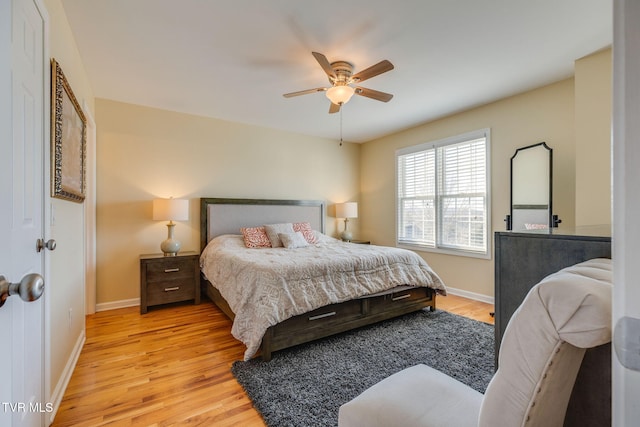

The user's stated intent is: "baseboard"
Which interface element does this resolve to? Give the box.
[96,298,140,312]
[445,286,494,305]
[48,330,85,425]
[95,292,491,310]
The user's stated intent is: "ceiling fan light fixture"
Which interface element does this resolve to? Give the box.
[326,85,355,105]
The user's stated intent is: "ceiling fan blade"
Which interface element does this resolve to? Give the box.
[329,102,341,114]
[312,52,337,79]
[351,60,394,83]
[355,87,394,102]
[283,87,327,98]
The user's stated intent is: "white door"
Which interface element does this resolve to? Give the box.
[613,1,640,425]
[0,0,48,425]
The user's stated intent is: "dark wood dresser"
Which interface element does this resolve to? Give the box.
[494,226,611,427]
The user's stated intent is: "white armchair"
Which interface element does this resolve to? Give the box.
[338,259,612,427]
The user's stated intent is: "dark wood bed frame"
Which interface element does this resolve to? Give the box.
[199,197,437,360]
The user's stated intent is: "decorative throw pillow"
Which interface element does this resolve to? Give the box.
[293,222,318,244]
[240,226,272,248]
[279,232,309,249]
[264,223,295,247]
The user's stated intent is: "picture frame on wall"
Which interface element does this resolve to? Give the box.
[51,58,87,203]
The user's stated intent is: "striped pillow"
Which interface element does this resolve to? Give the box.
[293,222,318,244]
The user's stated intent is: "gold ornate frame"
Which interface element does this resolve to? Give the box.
[51,58,86,203]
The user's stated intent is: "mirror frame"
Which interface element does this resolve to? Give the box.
[508,142,553,231]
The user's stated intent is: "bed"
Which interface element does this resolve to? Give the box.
[199,198,447,361]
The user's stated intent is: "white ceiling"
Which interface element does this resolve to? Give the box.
[61,0,612,143]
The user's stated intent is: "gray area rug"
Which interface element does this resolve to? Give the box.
[231,309,494,427]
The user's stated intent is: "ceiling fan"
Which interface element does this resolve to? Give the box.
[283,52,394,114]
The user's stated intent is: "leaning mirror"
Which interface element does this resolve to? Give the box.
[507,142,553,231]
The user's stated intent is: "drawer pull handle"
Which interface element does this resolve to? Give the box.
[392,294,412,301]
[309,311,336,321]
[164,286,180,292]
[164,268,180,273]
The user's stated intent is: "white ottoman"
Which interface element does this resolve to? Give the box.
[338,364,482,427]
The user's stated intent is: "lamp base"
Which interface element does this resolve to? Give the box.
[341,218,352,242]
[340,230,353,242]
[161,222,182,256]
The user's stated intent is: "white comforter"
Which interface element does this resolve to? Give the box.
[200,234,447,360]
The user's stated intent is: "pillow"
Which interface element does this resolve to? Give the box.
[293,222,318,244]
[240,226,271,248]
[264,223,295,247]
[279,232,309,249]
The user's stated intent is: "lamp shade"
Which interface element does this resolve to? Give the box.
[336,202,358,219]
[153,198,189,221]
[326,85,355,105]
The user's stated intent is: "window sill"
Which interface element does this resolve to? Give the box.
[397,243,492,260]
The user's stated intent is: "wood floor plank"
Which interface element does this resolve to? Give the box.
[52,295,493,426]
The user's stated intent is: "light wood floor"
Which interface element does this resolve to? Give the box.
[51,294,493,426]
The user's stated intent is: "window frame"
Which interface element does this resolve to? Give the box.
[395,128,491,259]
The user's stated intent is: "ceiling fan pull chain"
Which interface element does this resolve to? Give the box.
[340,107,343,146]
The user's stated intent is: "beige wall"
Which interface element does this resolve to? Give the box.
[94,54,612,305]
[360,49,612,299]
[575,48,612,226]
[45,0,95,413]
[360,79,576,298]
[95,99,360,305]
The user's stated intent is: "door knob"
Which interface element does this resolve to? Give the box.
[36,238,56,252]
[0,273,45,308]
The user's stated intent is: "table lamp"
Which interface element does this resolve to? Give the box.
[153,197,189,256]
[335,202,358,242]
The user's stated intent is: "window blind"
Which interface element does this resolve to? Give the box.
[397,130,489,256]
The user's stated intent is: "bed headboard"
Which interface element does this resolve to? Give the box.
[200,198,326,252]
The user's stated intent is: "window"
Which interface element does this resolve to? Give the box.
[396,129,490,257]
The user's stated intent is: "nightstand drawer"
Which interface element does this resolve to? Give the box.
[145,258,195,282]
[146,280,196,305]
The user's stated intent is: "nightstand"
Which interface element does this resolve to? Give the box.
[140,251,200,314]
[350,239,371,244]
